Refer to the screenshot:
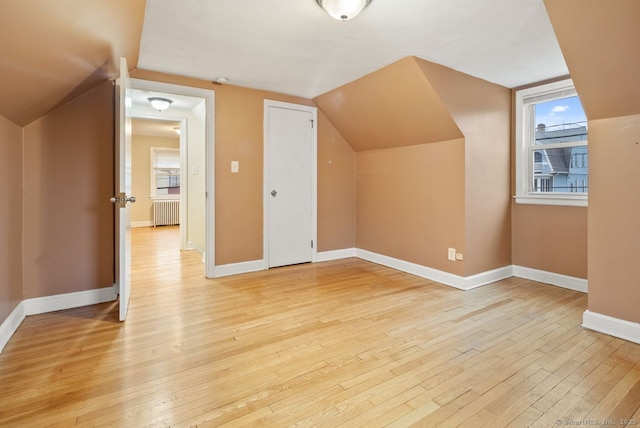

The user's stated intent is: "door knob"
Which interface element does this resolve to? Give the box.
[110,193,136,207]
[271,190,277,197]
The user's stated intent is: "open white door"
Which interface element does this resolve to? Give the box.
[112,57,135,321]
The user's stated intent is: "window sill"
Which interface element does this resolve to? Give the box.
[515,194,587,207]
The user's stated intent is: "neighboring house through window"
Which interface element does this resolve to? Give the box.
[150,147,180,199]
[515,79,588,206]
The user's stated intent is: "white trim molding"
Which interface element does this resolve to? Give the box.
[0,302,26,353]
[187,241,206,263]
[316,248,357,262]
[0,287,117,353]
[132,221,154,228]
[512,265,587,293]
[23,287,117,316]
[214,260,266,278]
[465,266,515,290]
[356,249,512,291]
[583,310,640,345]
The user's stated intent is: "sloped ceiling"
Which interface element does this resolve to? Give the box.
[0,0,146,126]
[544,0,640,120]
[1,0,576,128]
[313,57,462,152]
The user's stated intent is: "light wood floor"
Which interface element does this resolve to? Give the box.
[1,226,639,427]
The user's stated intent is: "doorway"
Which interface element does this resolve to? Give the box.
[129,79,215,278]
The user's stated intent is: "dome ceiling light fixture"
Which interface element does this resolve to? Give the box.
[148,97,173,111]
[316,0,372,21]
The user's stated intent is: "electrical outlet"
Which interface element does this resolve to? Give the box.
[447,248,456,261]
[456,253,464,261]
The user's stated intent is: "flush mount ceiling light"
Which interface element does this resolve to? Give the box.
[316,0,372,21]
[147,97,173,111]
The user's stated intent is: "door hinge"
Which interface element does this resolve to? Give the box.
[311,240,314,248]
[310,119,314,128]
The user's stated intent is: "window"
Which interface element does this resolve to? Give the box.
[150,147,180,199]
[515,79,588,207]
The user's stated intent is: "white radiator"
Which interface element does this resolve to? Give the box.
[153,200,180,227]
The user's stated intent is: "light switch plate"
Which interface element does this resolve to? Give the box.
[231,161,239,173]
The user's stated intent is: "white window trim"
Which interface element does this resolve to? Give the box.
[150,147,181,200]
[514,78,588,207]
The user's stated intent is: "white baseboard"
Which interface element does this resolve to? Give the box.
[356,249,466,289]
[0,302,26,353]
[583,310,640,344]
[187,241,206,264]
[465,266,514,290]
[315,248,357,262]
[132,221,153,228]
[0,286,117,353]
[513,265,588,293]
[355,249,512,291]
[214,259,265,278]
[24,287,118,316]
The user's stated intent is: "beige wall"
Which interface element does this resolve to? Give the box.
[357,140,466,276]
[512,204,587,278]
[315,57,511,276]
[22,81,114,299]
[130,69,356,265]
[588,114,640,323]
[0,114,23,322]
[417,59,512,276]
[131,134,180,224]
[317,109,356,252]
[544,0,640,325]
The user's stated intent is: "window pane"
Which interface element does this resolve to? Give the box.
[152,148,180,196]
[533,95,587,139]
[155,168,180,195]
[531,94,588,194]
[532,147,588,193]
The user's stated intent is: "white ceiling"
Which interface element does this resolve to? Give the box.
[137,0,568,98]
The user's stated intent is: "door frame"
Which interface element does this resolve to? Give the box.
[263,99,318,268]
[131,78,216,278]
